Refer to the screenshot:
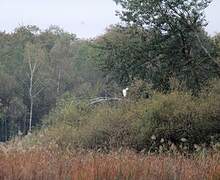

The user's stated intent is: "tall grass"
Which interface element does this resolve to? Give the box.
[0,149,219,180]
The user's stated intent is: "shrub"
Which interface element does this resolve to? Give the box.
[135,91,220,150]
[74,101,148,150]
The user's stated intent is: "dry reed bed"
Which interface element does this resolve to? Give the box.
[0,149,219,180]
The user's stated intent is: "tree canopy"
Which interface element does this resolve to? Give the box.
[96,0,218,92]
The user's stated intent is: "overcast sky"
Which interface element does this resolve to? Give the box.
[0,0,219,38]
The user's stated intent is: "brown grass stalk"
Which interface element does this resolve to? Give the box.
[0,149,219,180]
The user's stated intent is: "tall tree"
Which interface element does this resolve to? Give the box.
[24,42,46,132]
[110,0,220,92]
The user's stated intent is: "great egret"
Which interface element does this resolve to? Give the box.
[122,87,129,97]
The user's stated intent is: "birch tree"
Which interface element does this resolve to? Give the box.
[24,42,46,132]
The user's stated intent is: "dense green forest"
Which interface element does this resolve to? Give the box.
[0,0,220,151]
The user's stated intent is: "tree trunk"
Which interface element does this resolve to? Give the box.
[29,72,33,132]
[57,70,61,95]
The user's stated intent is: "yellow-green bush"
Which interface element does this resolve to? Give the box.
[74,101,148,149]
[135,91,220,150]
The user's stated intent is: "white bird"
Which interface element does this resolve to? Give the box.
[122,87,129,97]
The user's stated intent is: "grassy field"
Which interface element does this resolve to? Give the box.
[0,148,219,180]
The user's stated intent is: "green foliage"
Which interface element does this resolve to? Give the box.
[94,26,151,87]
[135,91,220,150]
[75,101,147,149]
[44,94,89,128]
[95,0,220,93]
[29,99,147,150]
[0,71,18,102]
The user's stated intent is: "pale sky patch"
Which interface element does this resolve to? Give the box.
[0,0,219,38]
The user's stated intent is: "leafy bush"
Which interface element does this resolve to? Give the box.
[135,91,220,150]
[75,101,147,149]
